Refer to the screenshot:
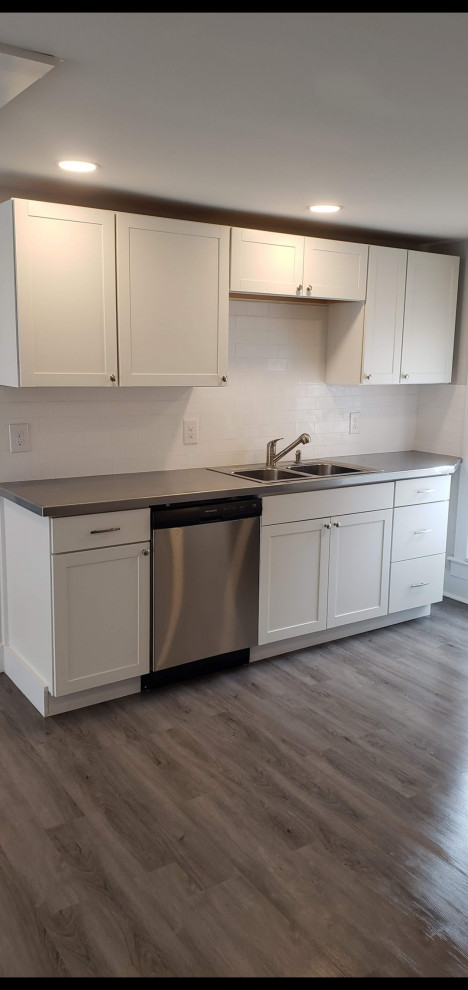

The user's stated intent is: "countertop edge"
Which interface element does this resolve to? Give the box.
[0,456,461,518]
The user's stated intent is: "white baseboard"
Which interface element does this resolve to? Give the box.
[251,605,431,663]
[46,677,141,716]
[3,645,48,715]
[2,643,141,717]
[443,592,468,605]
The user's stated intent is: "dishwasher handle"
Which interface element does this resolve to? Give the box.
[152,497,262,529]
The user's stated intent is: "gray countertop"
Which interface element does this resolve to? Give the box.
[0,450,461,518]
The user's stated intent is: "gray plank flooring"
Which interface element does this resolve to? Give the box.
[1,598,468,976]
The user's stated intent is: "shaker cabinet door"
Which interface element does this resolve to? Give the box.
[13,200,118,387]
[117,213,229,386]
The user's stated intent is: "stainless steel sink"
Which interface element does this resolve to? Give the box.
[286,462,363,476]
[208,459,377,484]
[225,467,300,483]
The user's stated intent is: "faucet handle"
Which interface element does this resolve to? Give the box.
[268,437,284,446]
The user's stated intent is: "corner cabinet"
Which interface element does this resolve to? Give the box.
[0,199,119,387]
[326,246,460,385]
[0,199,229,388]
[230,227,368,301]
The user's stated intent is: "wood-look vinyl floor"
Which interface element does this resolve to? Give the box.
[1,598,468,977]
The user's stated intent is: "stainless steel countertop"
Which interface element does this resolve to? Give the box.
[0,450,461,518]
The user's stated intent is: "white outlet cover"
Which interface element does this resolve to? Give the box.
[9,422,31,452]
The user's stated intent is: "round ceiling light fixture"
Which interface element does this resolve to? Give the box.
[57,160,99,173]
[309,204,342,214]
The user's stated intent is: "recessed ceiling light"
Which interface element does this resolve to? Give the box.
[57,160,99,173]
[309,204,342,214]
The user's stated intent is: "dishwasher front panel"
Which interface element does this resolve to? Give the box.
[153,516,259,671]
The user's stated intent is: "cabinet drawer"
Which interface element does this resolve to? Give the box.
[51,508,150,553]
[391,501,449,562]
[394,475,451,506]
[389,554,445,613]
[261,482,394,526]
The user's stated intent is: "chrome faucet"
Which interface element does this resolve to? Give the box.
[266,433,311,468]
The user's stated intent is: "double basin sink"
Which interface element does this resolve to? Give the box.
[212,461,376,485]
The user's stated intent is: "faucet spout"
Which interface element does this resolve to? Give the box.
[266,433,310,468]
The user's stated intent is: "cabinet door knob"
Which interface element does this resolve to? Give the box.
[306,284,312,294]
[296,284,303,293]
[401,373,409,380]
[110,373,117,382]
[221,375,227,383]
[324,522,331,529]
[364,374,372,380]
[333,521,341,527]
[142,549,150,556]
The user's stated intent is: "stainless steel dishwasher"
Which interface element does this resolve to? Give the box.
[143,497,261,687]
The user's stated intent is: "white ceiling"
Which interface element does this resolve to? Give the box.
[1,12,468,242]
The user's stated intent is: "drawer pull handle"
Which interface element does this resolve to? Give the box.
[90,527,121,534]
[410,582,430,588]
[413,529,432,535]
[417,489,435,494]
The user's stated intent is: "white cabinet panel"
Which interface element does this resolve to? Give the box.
[392,502,449,562]
[230,227,304,296]
[303,238,368,301]
[261,482,394,526]
[117,214,229,386]
[259,518,329,644]
[51,508,150,554]
[400,251,459,384]
[361,246,407,384]
[327,509,392,628]
[389,554,445,613]
[11,200,118,387]
[394,475,451,506]
[53,541,150,696]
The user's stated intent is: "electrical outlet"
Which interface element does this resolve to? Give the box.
[183,418,198,444]
[9,423,31,452]
[349,412,360,435]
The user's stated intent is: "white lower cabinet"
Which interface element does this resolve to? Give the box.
[389,554,446,613]
[258,500,392,645]
[327,509,392,628]
[52,542,150,696]
[259,518,329,643]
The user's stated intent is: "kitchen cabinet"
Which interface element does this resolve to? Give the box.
[0,199,229,388]
[0,199,118,387]
[53,541,150,696]
[389,476,450,613]
[258,517,329,643]
[327,508,392,628]
[116,213,229,386]
[1,502,150,713]
[258,483,393,645]
[326,246,459,385]
[230,227,368,300]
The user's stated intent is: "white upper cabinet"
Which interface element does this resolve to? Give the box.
[117,214,229,386]
[0,199,118,387]
[230,227,368,300]
[303,238,368,300]
[400,251,459,384]
[230,227,304,296]
[326,246,459,385]
[0,199,229,388]
[361,246,407,384]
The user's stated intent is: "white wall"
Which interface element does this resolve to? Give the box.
[0,299,420,483]
[415,239,468,601]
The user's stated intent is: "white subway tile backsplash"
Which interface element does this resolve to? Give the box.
[0,300,421,483]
